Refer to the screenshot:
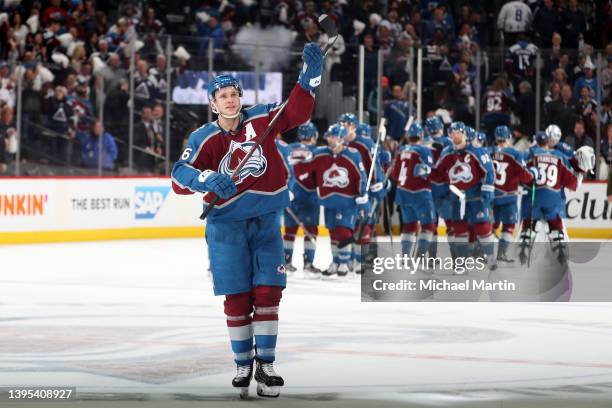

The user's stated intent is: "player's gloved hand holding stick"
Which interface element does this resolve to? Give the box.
[199,14,339,221]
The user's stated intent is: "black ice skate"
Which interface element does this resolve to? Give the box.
[496,247,515,263]
[303,256,319,274]
[321,262,337,276]
[232,362,253,399]
[336,263,350,276]
[518,233,530,265]
[550,230,568,265]
[254,358,284,398]
[284,253,297,272]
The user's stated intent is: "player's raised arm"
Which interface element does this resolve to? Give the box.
[267,43,323,136]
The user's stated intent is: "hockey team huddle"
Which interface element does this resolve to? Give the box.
[282,115,596,274]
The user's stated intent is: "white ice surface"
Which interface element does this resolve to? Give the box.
[1,237,612,407]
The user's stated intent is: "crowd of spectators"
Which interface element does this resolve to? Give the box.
[1,0,612,175]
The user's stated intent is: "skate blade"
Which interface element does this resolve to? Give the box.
[238,387,249,400]
[304,270,322,279]
[257,383,280,398]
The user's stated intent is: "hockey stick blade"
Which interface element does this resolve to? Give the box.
[318,14,339,54]
[318,14,338,38]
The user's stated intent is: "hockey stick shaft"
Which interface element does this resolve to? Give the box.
[200,16,338,221]
[285,207,317,243]
[527,181,536,267]
[200,100,288,220]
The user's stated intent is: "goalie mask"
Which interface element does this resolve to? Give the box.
[575,145,595,174]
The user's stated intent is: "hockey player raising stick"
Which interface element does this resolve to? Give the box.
[293,124,368,276]
[170,41,323,398]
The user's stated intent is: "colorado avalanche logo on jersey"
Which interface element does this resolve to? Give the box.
[449,160,473,184]
[218,140,267,184]
[322,164,349,188]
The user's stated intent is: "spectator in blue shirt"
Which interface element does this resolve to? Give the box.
[80,119,118,170]
[198,13,225,56]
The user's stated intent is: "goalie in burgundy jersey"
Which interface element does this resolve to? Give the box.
[283,122,320,274]
[293,123,368,276]
[391,122,435,258]
[170,43,323,398]
[490,125,536,262]
[431,121,497,269]
[518,131,594,265]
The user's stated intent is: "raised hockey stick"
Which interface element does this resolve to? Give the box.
[285,207,317,244]
[200,15,339,221]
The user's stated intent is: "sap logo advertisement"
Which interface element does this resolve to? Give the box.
[134,186,171,219]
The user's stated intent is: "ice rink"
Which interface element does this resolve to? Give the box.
[2,236,612,408]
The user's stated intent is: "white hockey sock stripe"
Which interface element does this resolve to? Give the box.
[304,240,316,252]
[226,314,250,322]
[256,348,276,359]
[419,230,433,242]
[478,233,495,244]
[254,306,279,315]
[500,232,514,243]
[228,324,253,341]
[454,234,469,243]
[253,320,279,336]
[235,349,255,361]
[401,232,416,242]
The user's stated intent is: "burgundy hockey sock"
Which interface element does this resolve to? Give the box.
[224,292,254,365]
[252,286,283,362]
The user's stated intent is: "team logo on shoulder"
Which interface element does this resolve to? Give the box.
[449,160,473,184]
[323,164,350,188]
[218,140,267,184]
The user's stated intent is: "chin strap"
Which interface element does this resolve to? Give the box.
[211,101,242,119]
